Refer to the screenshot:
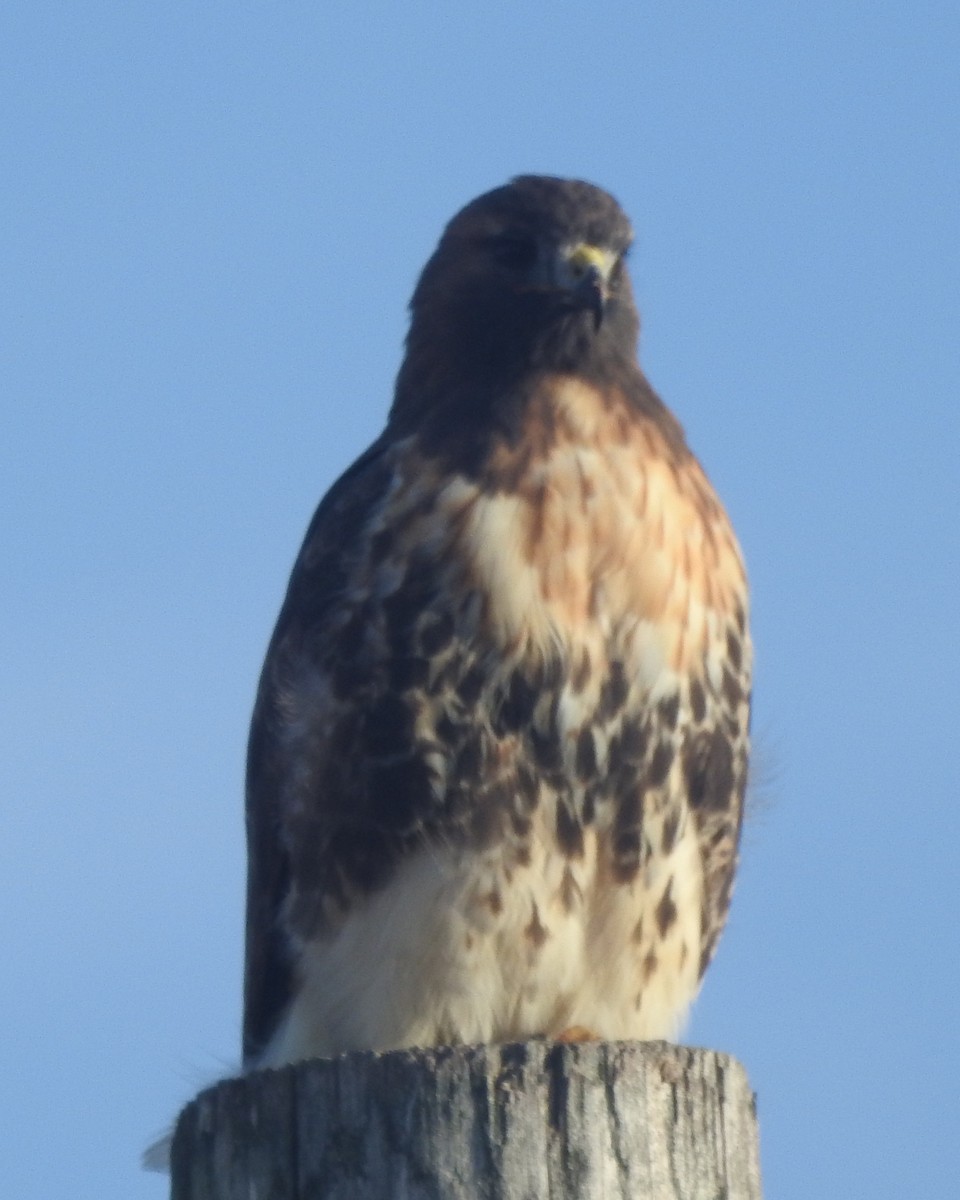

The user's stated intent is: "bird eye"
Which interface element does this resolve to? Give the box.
[489,232,538,271]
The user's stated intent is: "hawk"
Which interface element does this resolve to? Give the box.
[244,175,751,1069]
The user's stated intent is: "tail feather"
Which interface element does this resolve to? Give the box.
[142,1129,172,1173]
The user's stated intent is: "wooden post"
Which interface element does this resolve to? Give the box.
[170,1040,762,1200]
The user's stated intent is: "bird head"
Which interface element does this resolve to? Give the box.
[401,176,639,390]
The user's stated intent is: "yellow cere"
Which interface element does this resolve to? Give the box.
[566,243,616,278]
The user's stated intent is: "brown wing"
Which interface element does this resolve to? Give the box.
[680,603,752,979]
[243,434,524,1063]
[243,436,403,1062]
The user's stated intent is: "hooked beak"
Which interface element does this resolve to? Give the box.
[555,242,618,329]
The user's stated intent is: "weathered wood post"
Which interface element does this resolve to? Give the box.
[170,1040,761,1199]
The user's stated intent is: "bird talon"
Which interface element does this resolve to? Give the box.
[555,1025,600,1043]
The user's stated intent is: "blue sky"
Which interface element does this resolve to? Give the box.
[3,4,958,1197]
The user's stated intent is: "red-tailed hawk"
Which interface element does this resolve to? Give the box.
[244,176,751,1068]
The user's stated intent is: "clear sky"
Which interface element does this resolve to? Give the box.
[3,4,958,1197]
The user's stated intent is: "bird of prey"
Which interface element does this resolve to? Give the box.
[243,175,751,1070]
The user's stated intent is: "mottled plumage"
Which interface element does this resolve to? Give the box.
[243,176,751,1069]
